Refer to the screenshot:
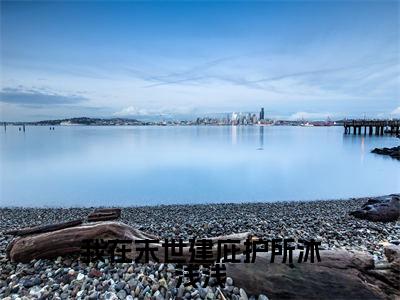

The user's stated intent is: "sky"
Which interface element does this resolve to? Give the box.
[0,0,399,121]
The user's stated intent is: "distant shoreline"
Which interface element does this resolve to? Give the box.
[1,116,343,127]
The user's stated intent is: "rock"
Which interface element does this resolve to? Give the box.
[105,291,118,300]
[68,269,75,276]
[117,290,127,299]
[206,291,215,299]
[239,288,248,300]
[76,273,85,281]
[226,277,233,286]
[349,195,400,222]
[128,278,138,289]
[258,294,269,300]
[88,291,99,300]
[199,287,208,298]
[158,278,167,288]
[115,282,125,292]
[22,279,35,288]
[158,263,165,272]
[60,274,74,284]
[33,259,42,269]
[29,286,42,298]
[177,285,185,298]
[166,264,175,272]
[89,269,102,278]
[32,277,42,286]
[371,146,400,160]
[10,284,20,293]
[226,249,400,299]
[112,273,120,281]
[233,287,240,295]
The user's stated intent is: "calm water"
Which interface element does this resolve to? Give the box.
[0,125,399,207]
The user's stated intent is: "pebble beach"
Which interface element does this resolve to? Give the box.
[1,195,399,300]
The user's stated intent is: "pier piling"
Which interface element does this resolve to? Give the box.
[344,120,399,136]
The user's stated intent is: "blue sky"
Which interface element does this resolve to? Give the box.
[1,1,399,121]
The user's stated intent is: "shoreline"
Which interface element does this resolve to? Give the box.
[1,195,399,256]
[2,192,399,209]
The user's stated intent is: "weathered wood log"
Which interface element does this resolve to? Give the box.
[4,219,83,236]
[225,248,400,299]
[6,221,251,263]
[87,208,121,222]
[92,208,121,217]
[87,214,120,222]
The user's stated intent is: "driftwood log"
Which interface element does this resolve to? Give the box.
[6,221,251,263]
[4,219,83,236]
[87,208,121,222]
[226,247,400,299]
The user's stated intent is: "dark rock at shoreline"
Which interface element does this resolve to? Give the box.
[349,195,400,222]
[371,146,400,160]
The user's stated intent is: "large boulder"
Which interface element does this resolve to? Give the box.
[226,247,400,299]
[349,195,400,222]
[371,146,400,160]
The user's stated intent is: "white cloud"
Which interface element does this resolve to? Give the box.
[113,106,151,116]
[390,106,400,116]
[289,111,333,121]
[113,105,195,117]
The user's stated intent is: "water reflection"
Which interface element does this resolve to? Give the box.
[258,126,264,150]
[361,137,365,163]
[231,125,237,145]
[1,125,399,207]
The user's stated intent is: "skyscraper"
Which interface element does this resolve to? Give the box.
[259,107,265,120]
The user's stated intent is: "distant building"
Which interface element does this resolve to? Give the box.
[252,114,258,124]
[259,107,265,120]
[231,112,238,125]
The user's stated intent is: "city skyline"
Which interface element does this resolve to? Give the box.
[1,1,399,121]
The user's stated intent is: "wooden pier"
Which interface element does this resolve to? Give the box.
[344,120,400,135]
